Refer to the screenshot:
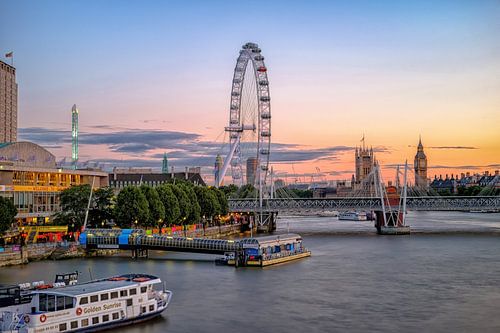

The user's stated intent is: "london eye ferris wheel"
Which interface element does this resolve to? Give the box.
[217,42,271,193]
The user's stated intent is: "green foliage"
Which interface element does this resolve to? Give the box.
[234,184,258,199]
[54,184,91,230]
[211,187,228,215]
[288,188,313,198]
[193,186,218,219]
[88,187,115,228]
[140,185,165,227]
[55,185,114,230]
[0,196,17,235]
[220,184,239,198]
[157,185,180,226]
[170,184,191,224]
[181,184,201,224]
[114,186,150,228]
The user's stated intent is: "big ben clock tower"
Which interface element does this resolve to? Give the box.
[414,136,428,188]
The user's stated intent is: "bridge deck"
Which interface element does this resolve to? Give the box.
[82,229,239,255]
[229,196,500,212]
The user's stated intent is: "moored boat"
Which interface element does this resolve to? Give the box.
[0,274,172,333]
[338,211,367,221]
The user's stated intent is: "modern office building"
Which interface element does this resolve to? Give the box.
[246,157,258,186]
[0,60,18,143]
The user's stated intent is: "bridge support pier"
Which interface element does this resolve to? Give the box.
[256,212,277,233]
[132,248,149,259]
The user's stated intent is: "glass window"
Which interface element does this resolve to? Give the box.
[90,295,98,303]
[92,317,99,325]
[140,286,147,293]
[81,319,89,327]
[39,294,47,312]
[141,306,146,314]
[126,299,133,306]
[79,297,88,305]
[57,296,65,310]
[65,296,74,309]
[103,314,109,322]
[129,288,137,295]
[70,321,78,329]
[120,290,128,297]
[59,323,67,331]
[47,295,56,312]
[149,305,154,312]
[112,312,119,320]
[110,292,118,299]
[100,293,109,301]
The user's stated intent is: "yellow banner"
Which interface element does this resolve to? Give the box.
[13,185,69,192]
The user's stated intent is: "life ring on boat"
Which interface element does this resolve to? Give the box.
[76,307,83,316]
[24,315,30,323]
[40,314,47,323]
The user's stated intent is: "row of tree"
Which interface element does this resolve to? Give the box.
[54,182,228,230]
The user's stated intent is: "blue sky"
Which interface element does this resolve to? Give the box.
[1,0,499,181]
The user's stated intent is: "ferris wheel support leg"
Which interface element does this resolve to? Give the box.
[217,135,240,187]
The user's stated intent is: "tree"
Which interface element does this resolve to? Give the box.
[88,187,115,228]
[182,184,201,224]
[157,185,180,226]
[170,184,191,224]
[220,184,238,198]
[194,186,219,220]
[114,186,150,228]
[54,184,91,230]
[140,185,165,227]
[210,187,227,216]
[0,197,17,235]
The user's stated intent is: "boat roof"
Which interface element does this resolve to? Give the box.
[30,274,160,297]
[240,234,302,246]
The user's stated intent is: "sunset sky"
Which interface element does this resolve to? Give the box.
[1,0,499,185]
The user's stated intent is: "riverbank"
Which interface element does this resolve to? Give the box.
[0,223,250,267]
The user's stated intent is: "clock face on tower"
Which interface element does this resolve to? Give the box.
[419,159,426,168]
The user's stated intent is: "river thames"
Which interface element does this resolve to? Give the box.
[1,211,500,332]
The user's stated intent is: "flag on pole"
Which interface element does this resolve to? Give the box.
[5,52,13,58]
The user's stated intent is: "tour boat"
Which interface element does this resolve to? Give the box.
[338,211,367,221]
[0,273,172,333]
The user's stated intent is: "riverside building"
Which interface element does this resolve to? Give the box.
[0,59,18,143]
[0,142,108,224]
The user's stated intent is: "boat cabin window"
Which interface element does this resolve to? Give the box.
[70,321,78,329]
[92,317,99,325]
[126,299,133,306]
[47,294,56,311]
[110,291,118,299]
[112,312,119,320]
[59,322,67,331]
[100,293,109,301]
[103,314,109,322]
[129,288,137,295]
[140,286,147,293]
[63,296,74,309]
[79,297,88,305]
[39,294,47,311]
[90,295,98,303]
[81,318,89,327]
[120,290,128,297]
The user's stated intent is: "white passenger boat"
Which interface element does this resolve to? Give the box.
[0,274,172,333]
[338,211,367,221]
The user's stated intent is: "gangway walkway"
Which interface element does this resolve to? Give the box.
[80,229,240,255]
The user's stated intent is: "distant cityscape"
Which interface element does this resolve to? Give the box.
[0,58,499,225]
